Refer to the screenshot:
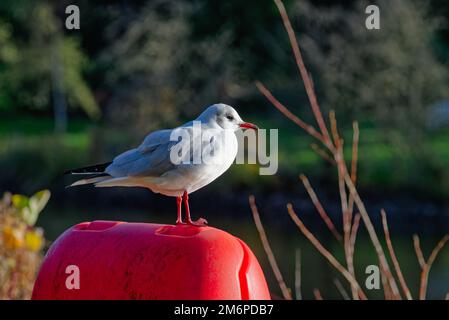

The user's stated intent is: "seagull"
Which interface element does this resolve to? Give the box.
[66,103,258,226]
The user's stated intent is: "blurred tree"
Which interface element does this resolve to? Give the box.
[278,0,449,194]
[99,0,239,136]
[0,0,99,130]
[291,0,449,142]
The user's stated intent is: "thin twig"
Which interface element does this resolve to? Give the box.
[337,184,352,272]
[249,195,292,300]
[313,288,323,300]
[348,213,361,299]
[334,278,350,300]
[413,235,426,269]
[418,235,449,300]
[287,203,367,300]
[329,111,357,299]
[299,174,342,241]
[256,82,324,142]
[426,235,449,270]
[349,213,361,255]
[295,249,302,300]
[311,143,335,165]
[344,174,401,299]
[350,122,359,183]
[347,122,359,216]
[380,264,394,300]
[381,209,412,300]
[273,0,331,144]
[329,111,342,149]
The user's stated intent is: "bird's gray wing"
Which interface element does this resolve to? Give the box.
[105,129,180,177]
[105,123,217,178]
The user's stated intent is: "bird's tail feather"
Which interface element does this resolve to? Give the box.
[94,177,143,188]
[67,176,111,188]
[64,162,112,175]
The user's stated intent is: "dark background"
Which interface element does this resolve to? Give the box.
[1,0,449,299]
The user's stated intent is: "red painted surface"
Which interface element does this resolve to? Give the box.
[32,221,270,300]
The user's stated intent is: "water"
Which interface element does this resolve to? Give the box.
[37,195,449,300]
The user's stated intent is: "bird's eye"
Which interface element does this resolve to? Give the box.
[226,114,234,121]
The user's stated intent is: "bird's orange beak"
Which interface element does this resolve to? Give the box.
[239,122,259,130]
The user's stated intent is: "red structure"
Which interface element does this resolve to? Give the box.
[32,221,270,300]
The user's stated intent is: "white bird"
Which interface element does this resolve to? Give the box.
[66,103,258,226]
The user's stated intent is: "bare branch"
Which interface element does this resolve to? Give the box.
[347,122,359,216]
[381,210,412,300]
[418,235,449,300]
[427,235,449,267]
[311,143,336,165]
[350,122,359,183]
[329,111,359,298]
[287,203,367,300]
[348,213,361,299]
[272,0,331,144]
[295,249,302,300]
[313,288,323,300]
[299,174,342,241]
[413,235,426,269]
[329,111,343,149]
[344,174,401,298]
[255,82,324,142]
[256,0,420,300]
[249,195,292,300]
[349,213,361,254]
[334,278,350,300]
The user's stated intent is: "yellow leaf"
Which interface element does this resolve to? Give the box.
[25,229,44,252]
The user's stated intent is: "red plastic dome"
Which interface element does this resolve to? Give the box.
[32,221,270,300]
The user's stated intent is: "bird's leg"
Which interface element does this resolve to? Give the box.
[175,196,183,225]
[183,191,192,223]
[183,190,208,227]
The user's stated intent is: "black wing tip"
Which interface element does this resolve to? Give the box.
[64,162,112,175]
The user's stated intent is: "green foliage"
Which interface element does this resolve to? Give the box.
[61,37,100,119]
[0,20,17,108]
[0,1,98,117]
[1,0,449,198]
[99,1,237,133]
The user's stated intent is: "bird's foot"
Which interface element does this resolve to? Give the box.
[186,217,208,227]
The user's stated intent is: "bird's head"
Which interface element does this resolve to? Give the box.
[197,103,258,132]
